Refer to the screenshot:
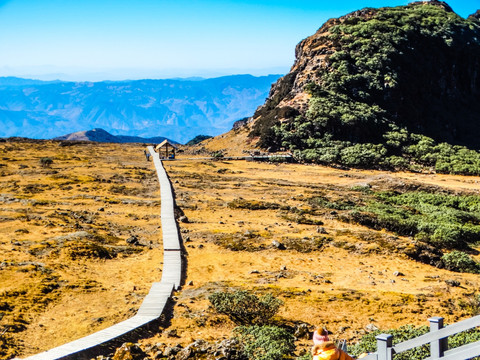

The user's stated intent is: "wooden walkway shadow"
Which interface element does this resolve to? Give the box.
[22,147,182,360]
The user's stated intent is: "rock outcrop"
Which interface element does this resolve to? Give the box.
[249,1,480,151]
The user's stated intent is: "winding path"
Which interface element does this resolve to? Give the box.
[23,146,182,360]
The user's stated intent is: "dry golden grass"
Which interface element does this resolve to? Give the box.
[0,140,163,358]
[139,156,480,354]
[3,140,480,359]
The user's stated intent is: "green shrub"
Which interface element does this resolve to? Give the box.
[349,325,430,359]
[65,242,114,260]
[211,150,225,160]
[297,353,312,360]
[227,199,282,210]
[340,143,387,167]
[39,157,53,168]
[234,325,295,360]
[209,290,283,325]
[441,251,480,273]
[355,191,480,250]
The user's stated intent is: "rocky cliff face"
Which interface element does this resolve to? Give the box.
[250,1,480,150]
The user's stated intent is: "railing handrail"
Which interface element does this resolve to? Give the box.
[369,315,480,360]
[394,315,480,353]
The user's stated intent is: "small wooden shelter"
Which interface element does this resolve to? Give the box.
[155,140,178,159]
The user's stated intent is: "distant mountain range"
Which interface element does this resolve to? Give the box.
[0,74,281,144]
[53,128,178,144]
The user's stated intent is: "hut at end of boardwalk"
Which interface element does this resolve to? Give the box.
[155,140,178,159]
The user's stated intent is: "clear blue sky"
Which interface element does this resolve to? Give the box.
[0,0,477,81]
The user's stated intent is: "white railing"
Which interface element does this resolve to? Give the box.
[362,316,480,360]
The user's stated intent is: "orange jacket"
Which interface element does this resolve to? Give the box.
[312,342,356,360]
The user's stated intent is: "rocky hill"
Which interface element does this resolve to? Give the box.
[0,74,280,144]
[247,1,480,172]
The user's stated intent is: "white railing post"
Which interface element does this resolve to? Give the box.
[376,334,393,360]
[429,316,446,358]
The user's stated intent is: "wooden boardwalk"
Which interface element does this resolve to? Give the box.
[22,147,182,360]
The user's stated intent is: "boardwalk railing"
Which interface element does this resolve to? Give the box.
[22,148,182,360]
[363,315,480,360]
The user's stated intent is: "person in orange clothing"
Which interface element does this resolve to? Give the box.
[312,341,356,360]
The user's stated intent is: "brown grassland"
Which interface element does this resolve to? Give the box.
[2,136,480,358]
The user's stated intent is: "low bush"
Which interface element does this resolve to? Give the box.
[341,190,480,251]
[228,198,283,210]
[281,236,331,253]
[39,157,53,168]
[209,290,283,325]
[234,325,295,360]
[441,251,480,273]
[65,242,114,260]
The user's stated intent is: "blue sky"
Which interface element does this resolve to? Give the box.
[0,0,478,81]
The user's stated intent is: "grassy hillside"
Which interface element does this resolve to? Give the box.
[4,140,480,359]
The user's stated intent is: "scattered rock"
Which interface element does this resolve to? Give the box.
[187,280,194,286]
[177,340,210,360]
[316,227,328,234]
[126,235,139,245]
[272,240,286,250]
[163,345,182,357]
[365,323,379,332]
[393,271,405,277]
[97,207,105,212]
[165,328,179,338]
[112,343,146,360]
[294,323,310,339]
[153,351,163,359]
[445,279,460,287]
[249,270,260,274]
[179,216,189,223]
[280,265,287,270]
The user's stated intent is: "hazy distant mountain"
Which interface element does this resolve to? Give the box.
[54,128,177,144]
[0,74,281,143]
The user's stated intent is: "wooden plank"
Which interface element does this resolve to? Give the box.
[149,146,182,251]
[161,251,182,288]
[137,282,174,317]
